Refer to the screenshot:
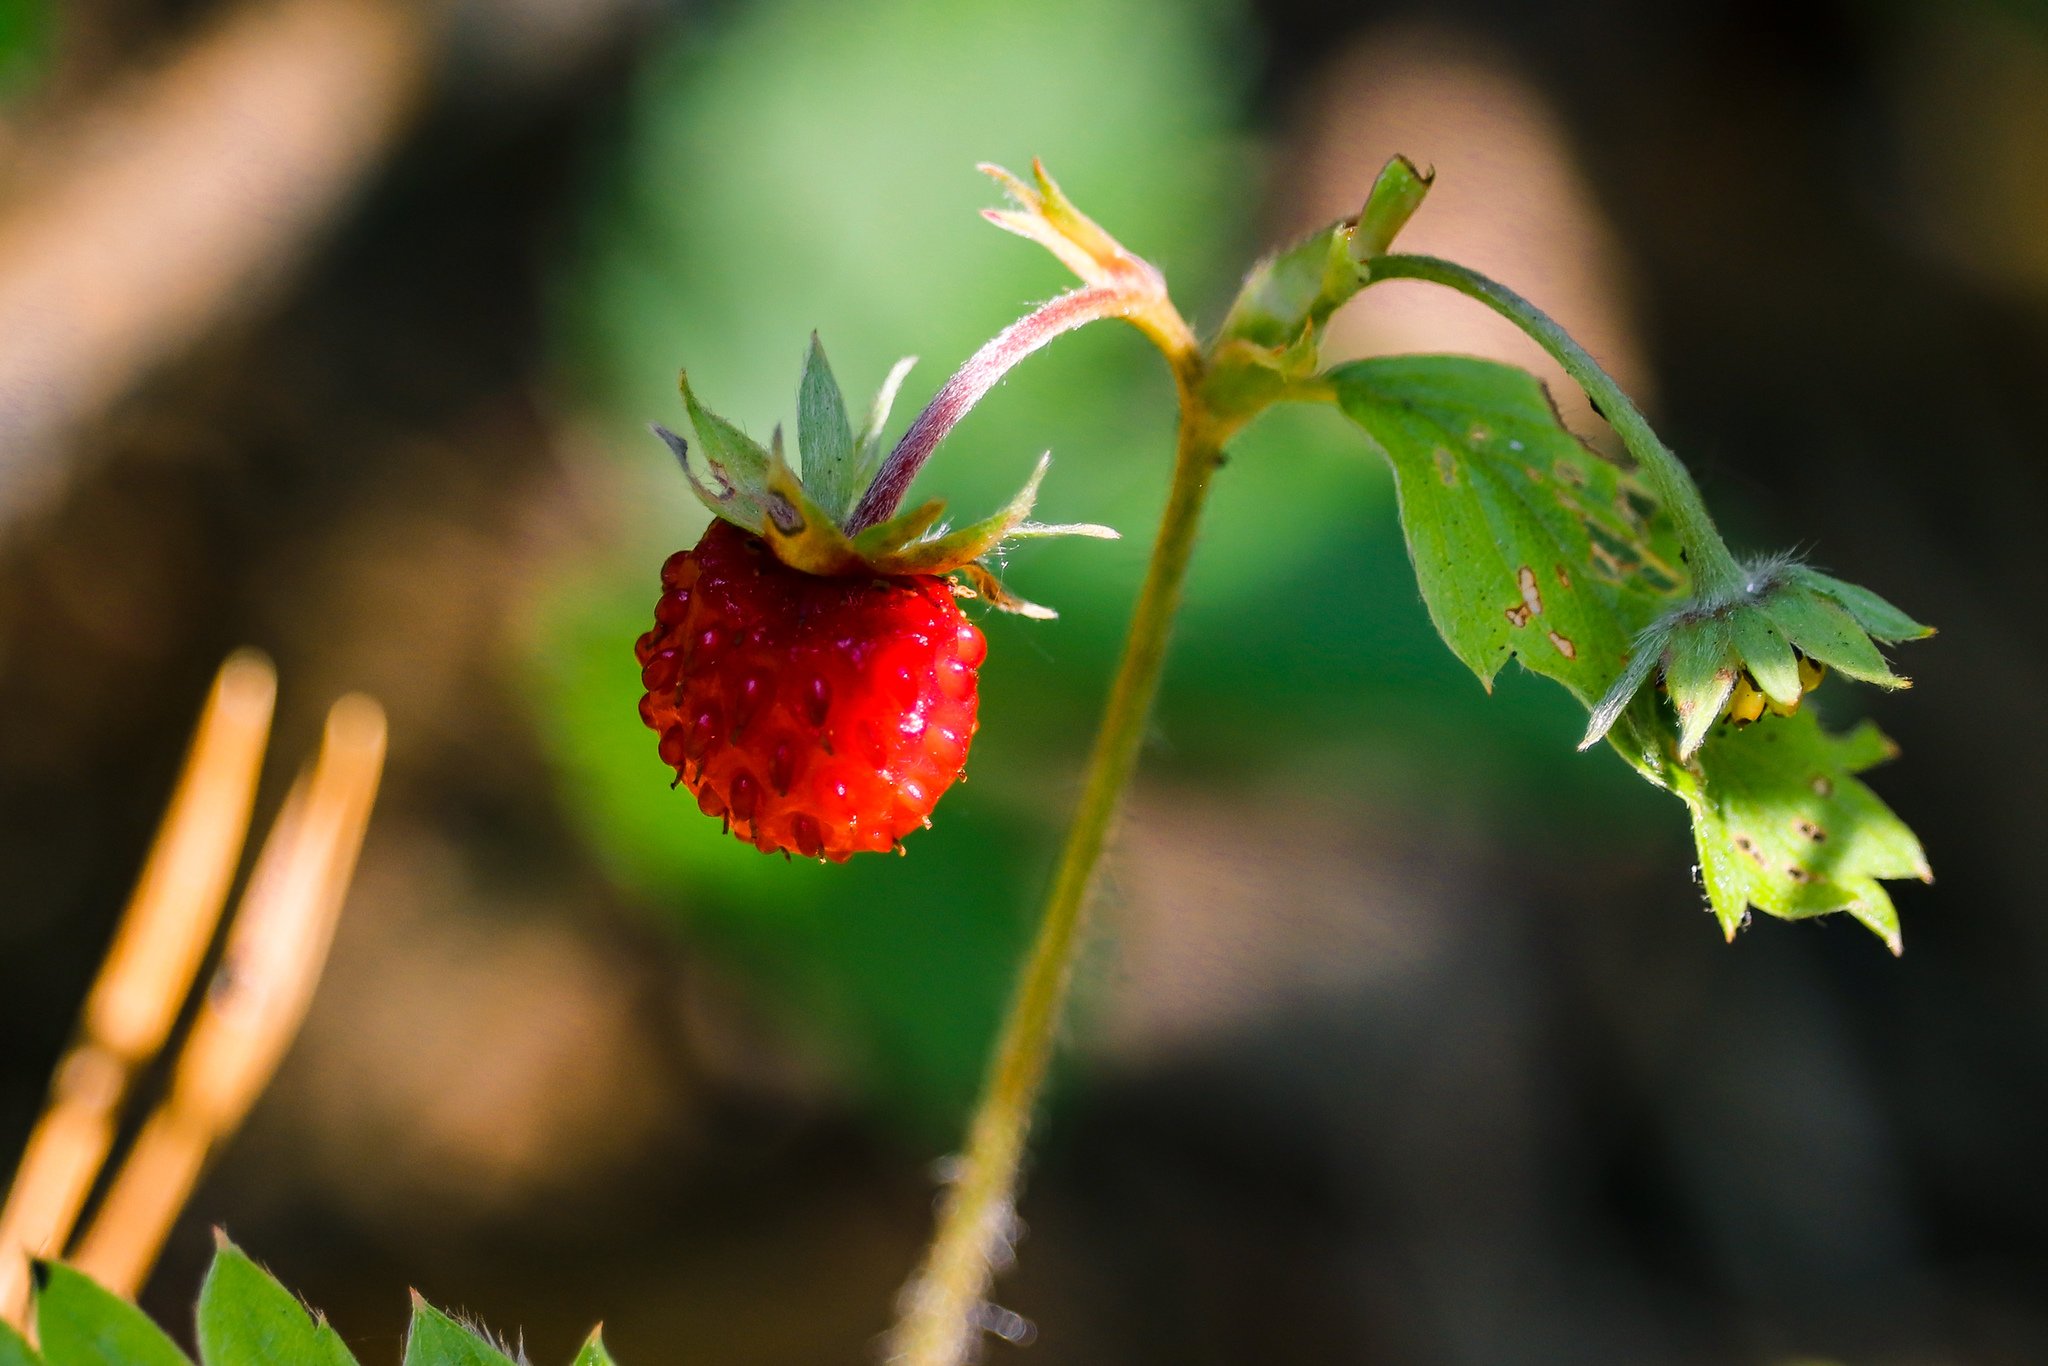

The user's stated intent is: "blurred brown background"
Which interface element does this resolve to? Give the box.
[2,0,2043,1362]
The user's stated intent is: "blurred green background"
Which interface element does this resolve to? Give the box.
[2,0,2043,1361]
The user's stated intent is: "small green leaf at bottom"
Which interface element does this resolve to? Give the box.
[1674,708,1931,952]
[31,1264,190,1366]
[402,1299,518,1366]
[0,1317,43,1366]
[570,1330,619,1366]
[198,1237,359,1366]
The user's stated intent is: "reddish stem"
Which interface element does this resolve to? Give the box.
[844,285,1130,533]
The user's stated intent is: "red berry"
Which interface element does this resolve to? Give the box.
[637,520,983,860]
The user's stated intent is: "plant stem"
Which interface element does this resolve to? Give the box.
[888,355,1218,1366]
[1369,253,1746,600]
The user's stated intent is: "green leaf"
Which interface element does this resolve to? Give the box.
[1328,354,1685,715]
[1329,353,1931,946]
[796,334,858,521]
[0,1317,43,1366]
[570,1330,618,1366]
[198,1238,358,1366]
[402,1298,518,1366]
[1674,709,1930,952]
[31,1263,190,1366]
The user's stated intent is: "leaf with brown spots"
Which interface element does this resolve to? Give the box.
[1672,708,1930,952]
[1328,355,1684,765]
[1327,354,1931,949]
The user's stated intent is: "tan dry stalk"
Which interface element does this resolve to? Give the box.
[0,652,276,1328]
[71,694,386,1296]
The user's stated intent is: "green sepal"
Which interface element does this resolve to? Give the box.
[1354,154,1434,259]
[1788,565,1932,643]
[1729,610,1800,708]
[757,430,865,575]
[662,362,1114,618]
[850,497,948,559]
[957,561,1056,620]
[571,1331,619,1366]
[1760,585,1903,687]
[30,1262,190,1366]
[796,334,858,521]
[1585,556,1922,751]
[869,454,1114,575]
[402,1296,518,1366]
[1676,709,1930,953]
[198,1235,359,1366]
[852,355,918,490]
[1664,617,1738,759]
[1582,630,1666,755]
[674,371,773,532]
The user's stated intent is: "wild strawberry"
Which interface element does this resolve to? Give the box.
[640,333,1114,858]
[636,521,984,860]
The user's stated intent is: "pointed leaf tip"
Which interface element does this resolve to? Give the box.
[797,334,858,520]
[1581,642,1660,751]
[1790,566,1934,643]
[1679,712,1928,948]
[201,1235,360,1366]
[572,1327,620,1366]
[672,373,773,531]
[1762,586,1904,687]
[1667,619,1738,760]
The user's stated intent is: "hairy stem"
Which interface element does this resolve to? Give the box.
[888,351,1217,1366]
[846,285,1133,534]
[1369,253,1746,600]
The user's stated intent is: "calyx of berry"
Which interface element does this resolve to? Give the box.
[650,335,1115,619]
[1583,556,1933,760]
